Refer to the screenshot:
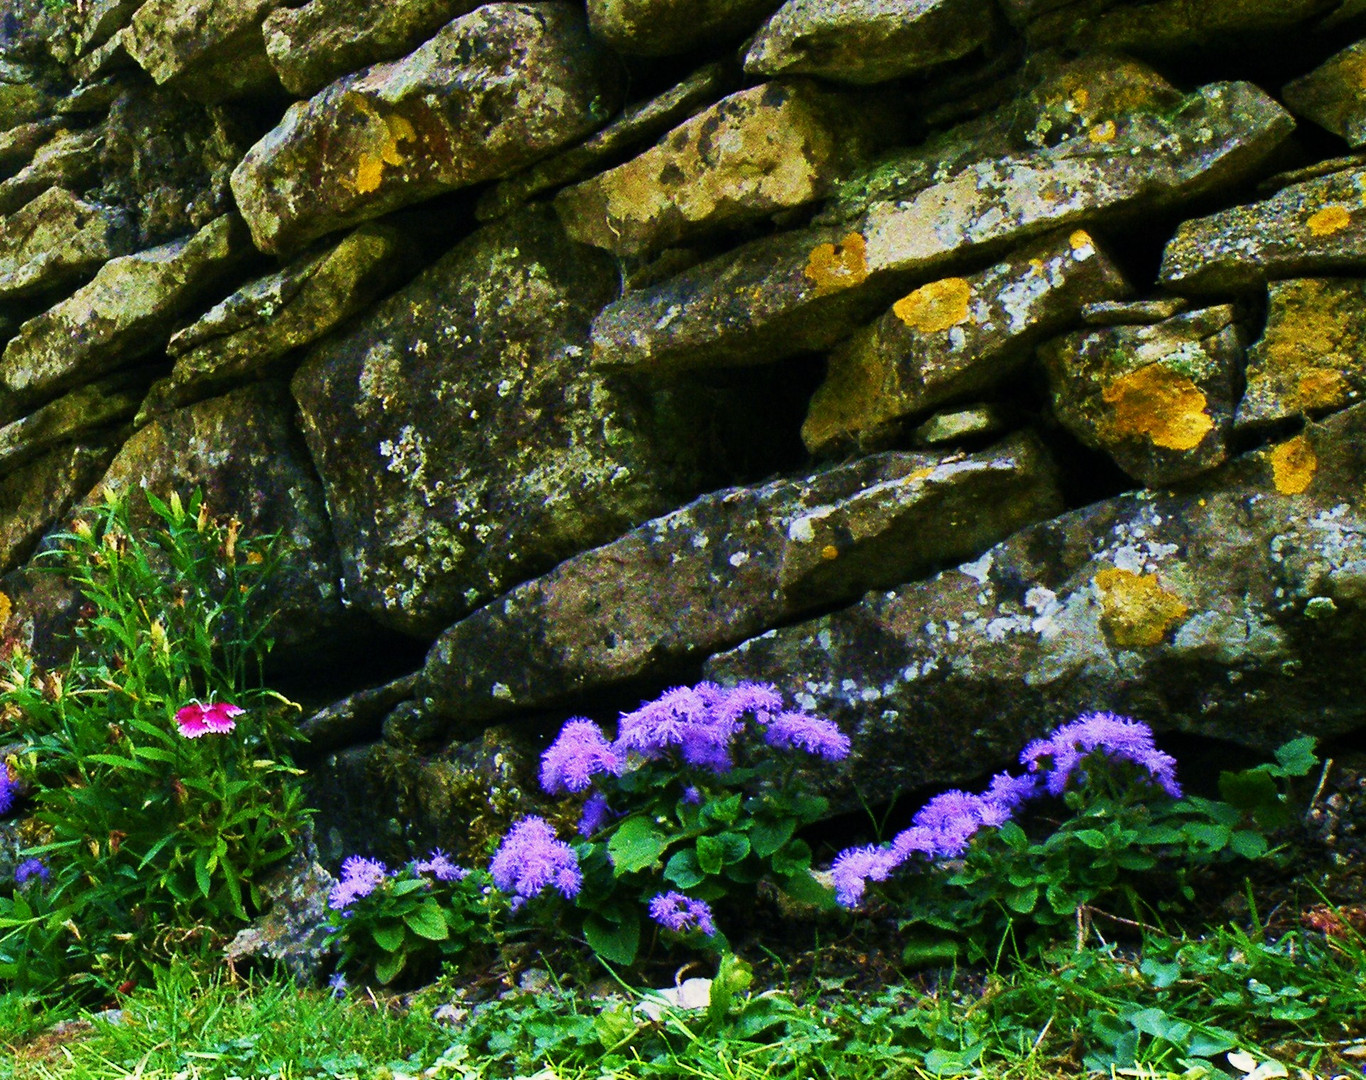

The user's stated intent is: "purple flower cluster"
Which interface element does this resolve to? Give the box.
[829,712,1181,908]
[411,849,467,882]
[541,719,623,794]
[14,857,47,886]
[328,855,388,911]
[577,791,613,838]
[648,891,717,936]
[489,816,582,900]
[0,768,19,817]
[1021,711,1181,798]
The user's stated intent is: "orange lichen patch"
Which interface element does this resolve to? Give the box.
[346,95,417,195]
[892,277,972,333]
[1291,367,1350,411]
[1094,567,1189,647]
[1088,119,1117,143]
[0,590,10,630]
[1101,366,1213,450]
[1269,433,1316,494]
[907,466,936,483]
[820,544,839,561]
[1069,229,1094,253]
[1307,205,1352,237]
[803,232,868,296]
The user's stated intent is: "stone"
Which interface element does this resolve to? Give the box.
[911,405,1013,446]
[263,0,482,98]
[298,673,419,757]
[1159,166,1366,294]
[124,0,285,103]
[745,0,998,85]
[0,439,120,574]
[587,0,776,55]
[477,61,737,222]
[291,208,726,638]
[1081,297,1189,326]
[0,216,253,420]
[74,0,142,56]
[418,432,1061,729]
[555,80,878,258]
[231,2,623,256]
[224,854,336,985]
[1236,278,1366,434]
[0,58,59,130]
[706,402,1366,807]
[1023,0,1339,54]
[591,79,1292,375]
[96,382,353,659]
[141,224,409,421]
[802,228,1131,456]
[0,373,144,478]
[1041,306,1244,487]
[0,187,136,304]
[1283,40,1366,148]
[0,118,60,179]
[0,128,101,215]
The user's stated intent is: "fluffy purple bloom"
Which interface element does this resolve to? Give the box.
[1023,712,1182,798]
[328,855,388,910]
[763,711,851,761]
[614,685,740,773]
[681,786,704,805]
[412,849,467,882]
[14,857,47,886]
[986,770,1042,810]
[0,770,18,816]
[577,791,613,837]
[912,789,1012,856]
[648,891,717,936]
[830,844,899,907]
[889,826,938,864]
[710,681,784,726]
[540,718,623,795]
[490,816,582,900]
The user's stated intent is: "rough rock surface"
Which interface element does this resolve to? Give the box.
[745,0,998,85]
[1041,306,1244,487]
[0,215,252,418]
[0,374,144,476]
[0,187,136,303]
[1283,40,1366,148]
[1237,278,1366,433]
[417,432,1061,730]
[587,0,778,56]
[262,0,483,98]
[0,440,120,574]
[231,2,623,255]
[802,228,1131,456]
[555,80,877,258]
[1023,0,1340,54]
[707,402,1366,806]
[124,0,284,102]
[292,208,723,638]
[1160,165,1366,294]
[0,127,101,215]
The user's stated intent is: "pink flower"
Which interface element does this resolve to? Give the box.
[175,700,243,738]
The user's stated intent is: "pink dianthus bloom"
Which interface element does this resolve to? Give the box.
[175,700,244,738]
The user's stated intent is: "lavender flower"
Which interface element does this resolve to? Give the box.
[985,770,1042,810]
[1023,712,1182,798]
[648,891,717,936]
[14,857,47,886]
[0,769,17,816]
[412,849,467,882]
[490,816,582,900]
[540,719,623,795]
[763,711,851,761]
[614,685,740,773]
[710,681,784,726]
[328,972,349,999]
[681,786,704,806]
[577,791,613,838]
[830,844,899,907]
[328,855,388,910]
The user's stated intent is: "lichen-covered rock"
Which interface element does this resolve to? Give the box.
[141,224,409,420]
[1023,0,1340,54]
[0,187,136,303]
[591,79,1292,374]
[0,118,61,178]
[707,401,1366,806]
[0,128,101,215]
[298,673,419,756]
[587,0,777,55]
[1283,40,1366,148]
[1080,297,1190,326]
[1041,306,1244,487]
[555,80,877,258]
[124,0,285,102]
[0,440,119,574]
[262,0,482,98]
[744,0,998,85]
[292,208,727,638]
[417,433,1060,730]
[802,228,1131,456]
[1237,278,1366,433]
[911,404,1013,447]
[0,215,252,418]
[74,0,142,56]
[0,58,60,130]
[96,382,352,658]
[1160,165,1366,294]
[0,373,143,476]
[231,2,623,256]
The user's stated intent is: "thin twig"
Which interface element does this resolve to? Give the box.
[1082,905,1170,939]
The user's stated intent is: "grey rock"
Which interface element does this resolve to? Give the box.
[1081,297,1190,326]
[0,439,120,574]
[0,118,60,179]
[1022,0,1339,54]
[911,405,1014,447]
[1283,39,1366,148]
[419,433,1061,729]
[0,187,136,304]
[124,0,285,102]
[707,401,1366,807]
[587,0,778,55]
[0,373,143,479]
[298,673,420,756]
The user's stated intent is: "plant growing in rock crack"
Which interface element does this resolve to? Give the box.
[0,489,310,996]
[488,681,849,966]
[831,712,1314,965]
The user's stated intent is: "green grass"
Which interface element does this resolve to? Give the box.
[3,913,1364,1080]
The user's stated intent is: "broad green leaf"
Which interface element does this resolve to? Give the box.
[696,832,749,875]
[372,921,406,952]
[777,871,835,909]
[607,817,670,875]
[663,849,705,889]
[404,900,450,941]
[583,912,639,966]
[747,816,795,859]
[375,950,406,985]
[1273,735,1318,777]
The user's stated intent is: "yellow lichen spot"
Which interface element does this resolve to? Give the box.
[1069,87,1090,110]
[907,466,936,483]
[892,277,972,333]
[1101,365,1213,450]
[820,544,839,561]
[1029,257,1046,273]
[1290,368,1349,411]
[1088,119,1117,143]
[1069,229,1094,253]
[0,590,9,629]
[354,153,385,194]
[1093,567,1189,647]
[803,232,868,296]
[1307,205,1352,237]
[1269,433,1316,495]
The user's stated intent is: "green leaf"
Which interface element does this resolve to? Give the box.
[83,753,156,775]
[194,850,212,899]
[770,839,811,876]
[696,832,749,875]
[1071,829,1109,849]
[747,816,796,859]
[374,950,406,985]
[1218,769,1280,813]
[583,912,639,966]
[663,849,705,889]
[403,901,450,942]
[1229,830,1269,859]
[777,871,835,909]
[372,921,406,953]
[607,817,671,875]
[1273,735,1318,777]
[1004,886,1039,914]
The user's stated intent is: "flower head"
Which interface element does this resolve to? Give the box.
[763,711,851,761]
[540,718,623,795]
[328,855,388,910]
[986,770,1042,810]
[577,791,614,837]
[412,849,467,882]
[489,816,581,900]
[0,768,18,816]
[648,891,717,936]
[710,681,784,726]
[14,857,47,886]
[1023,712,1181,798]
[613,685,741,773]
[830,844,899,908]
[175,700,243,738]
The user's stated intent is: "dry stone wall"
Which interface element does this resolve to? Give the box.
[0,0,1364,860]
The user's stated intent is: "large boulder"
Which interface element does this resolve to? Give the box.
[586,0,778,55]
[231,2,623,255]
[706,402,1366,807]
[1282,39,1366,148]
[0,440,120,574]
[124,0,285,102]
[0,188,136,303]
